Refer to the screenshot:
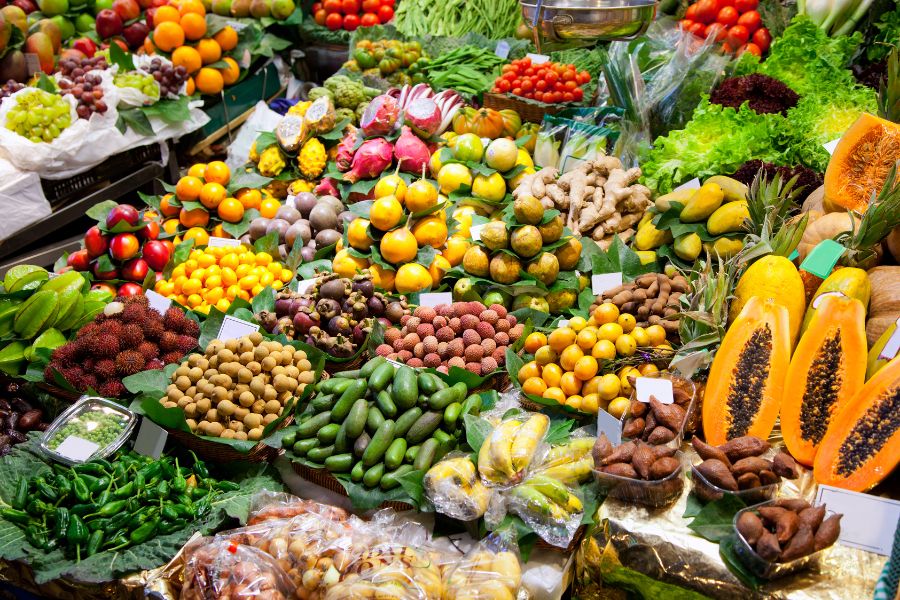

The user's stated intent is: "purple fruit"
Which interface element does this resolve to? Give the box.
[275,298,293,317]
[300,246,316,263]
[328,315,351,336]
[352,278,374,298]
[293,311,315,334]
[316,298,341,319]
[367,295,385,316]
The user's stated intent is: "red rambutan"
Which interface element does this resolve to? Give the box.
[121,302,147,324]
[115,350,146,376]
[51,343,77,366]
[177,335,198,353]
[146,359,165,370]
[76,322,100,339]
[159,331,181,352]
[141,318,165,341]
[94,335,121,358]
[101,321,124,338]
[161,351,183,365]
[94,359,117,380]
[81,374,98,391]
[180,318,200,337]
[137,342,159,361]
[163,307,186,330]
[98,380,126,398]
[121,324,144,347]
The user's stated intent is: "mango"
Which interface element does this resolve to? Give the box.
[634,250,657,265]
[0,49,26,83]
[634,221,673,251]
[703,237,744,259]
[705,175,748,203]
[654,188,695,213]
[674,233,702,262]
[706,200,750,236]
[680,182,724,223]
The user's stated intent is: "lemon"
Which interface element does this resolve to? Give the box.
[437,163,473,195]
[472,172,506,201]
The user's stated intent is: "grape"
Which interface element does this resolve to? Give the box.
[114,71,161,102]
[0,80,24,100]
[141,58,188,99]
[5,89,71,143]
[58,55,110,119]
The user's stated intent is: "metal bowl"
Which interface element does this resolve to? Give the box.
[521,0,657,50]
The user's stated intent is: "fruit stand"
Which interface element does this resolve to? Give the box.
[0,0,898,598]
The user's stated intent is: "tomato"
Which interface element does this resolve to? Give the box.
[520,79,533,92]
[524,67,535,76]
[361,0,378,10]
[685,3,698,19]
[524,92,534,99]
[377,5,393,21]
[734,0,756,10]
[721,42,734,54]
[579,70,590,83]
[544,70,558,85]
[314,8,327,24]
[737,10,760,32]
[705,22,726,41]
[562,92,574,102]
[360,11,379,26]
[323,0,341,11]
[342,13,360,29]
[497,79,511,92]
[562,69,576,82]
[341,0,359,13]
[688,21,706,35]
[534,91,544,102]
[380,0,395,6]
[716,6,737,26]
[752,27,771,52]
[681,18,695,31]
[534,79,547,91]
[718,0,734,5]
[694,0,719,24]
[564,80,577,91]
[740,42,762,56]
[725,25,749,48]
[573,87,584,101]
[512,87,522,96]
[325,11,342,28]
[311,2,322,10]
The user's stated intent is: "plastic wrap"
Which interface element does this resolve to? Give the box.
[477,412,551,488]
[247,491,350,525]
[180,537,294,600]
[424,453,494,521]
[533,112,620,172]
[440,532,524,599]
[533,431,596,486]
[502,472,585,549]
[324,543,445,600]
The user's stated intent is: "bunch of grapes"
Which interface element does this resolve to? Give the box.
[58,71,108,119]
[141,58,188,99]
[0,80,24,101]
[58,56,109,79]
[5,89,72,143]
[114,71,161,103]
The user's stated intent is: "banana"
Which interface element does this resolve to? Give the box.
[491,551,522,588]
[564,493,583,514]
[539,457,594,484]
[480,419,520,482]
[542,437,595,467]
[510,485,553,517]
[525,475,571,506]
[510,413,549,472]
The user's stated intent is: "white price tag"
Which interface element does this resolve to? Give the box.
[293,279,316,294]
[557,319,569,328]
[133,417,168,459]
[880,317,900,361]
[55,436,100,462]
[469,224,486,242]
[674,178,701,192]
[207,237,242,248]
[217,315,259,341]
[636,377,674,404]
[495,40,511,59]
[811,290,845,309]
[815,485,900,555]
[823,139,841,155]
[419,292,452,307]
[386,359,405,369]
[526,53,550,64]
[146,290,173,315]
[597,409,622,447]
[591,272,622,296]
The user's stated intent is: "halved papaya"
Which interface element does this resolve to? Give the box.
[813,354,900,491]
[823,113,900,212]
[729,255,806,347]
[782,294,867,466]
[703,296,791,446]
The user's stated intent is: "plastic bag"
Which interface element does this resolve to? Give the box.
[324,543,445,600]
[180,536,294,600]
[440,531,524,600]
[503,471,585,549]
[247,491,349,525]
[424,453,493,521]
[533,430,596,486]
[477,411,551,487]
[535,111,621,172]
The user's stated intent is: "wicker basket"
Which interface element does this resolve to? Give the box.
[166,415,292,463]
[291,461,415,511]
[483,92,565,123]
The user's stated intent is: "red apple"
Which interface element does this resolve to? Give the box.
[72,36,96,57]
[117,282,143,296]
[122,20,147,49]
[12,0,36,13]
[145,6,156,26]
[121,257,149,282]
[112,0,139,20]
[161,239,175,255]
[67,248,90,271]
[105,203,139,229]
[141,239,171,271]
[92,261,118,280]
[91,282,117,295]
[94,8,122,39]
[84,225,109,258]
[109,232,140,261]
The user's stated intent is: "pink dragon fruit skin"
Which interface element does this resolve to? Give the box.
[335,125,359,173]
[360,95,400,137]
[394,126,431,175]
[315,177,340,197]
[404,98,441,138]
[343,138,393,183]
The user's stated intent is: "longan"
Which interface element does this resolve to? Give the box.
[252,400,266,414]
[212,386,230,402]
[233,407,249,420]
[295,350,307,361]
[188,367,204,382]
[263,413,279,425]
[278,390,293,404]
[218,399,236,416]
[238,390,256,407]
[248,427,263,441]
[228,420,244,432]
[296,359,311,372]
[246,361,262,376]
[167,386,183,402]
[272,365,287,377]
[238,367,253,383]
[220,429,236,439]
[261,356,277,371]
[184,402,198,418]
[235,431,248,441]
[206,422,225,436]
[208,356,219,370]
[175,365,190,379]
[206,408,218,422]
[263,386,277,402]
[249,331,263,345]
[196,358,209,371]
[265,399,282,414]
[244,413,263,429]
[206,339,224,355]
[299,371,313,384]
[185,386,197,398]
[253,346,269,361]
[186,419,197,431]
[162,400,177,409]
[225,339,240,353]
[175,376,191,391]
[177,396,192,408]
[239,337,254,353]
[284,365,300,380]
[249,377,266,396]
[218,349,235,364]
[234,383,250,397]
[196,397,212,413]
[187,354,204,367]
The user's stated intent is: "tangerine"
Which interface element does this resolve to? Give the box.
[187,162,206,178]
[153,21,184,52]
[178,0,205,15]
[369,263,395,292]
[380,228,417,264]
[162,218,180,235]
[204,160,230,184]
[522,377,548,397]
[638,363,659,376]
[631,326,650,347]
[196,38,221,65]
[153,5,180,23]
[179,207,209,228]
[646,324,667,346]
[220,57,239,85]
[534,346,558,366]
[542,387,566,405]
[217,198,244,222]
[598,322,624,342]
[347,218,373,251]
[185,77,195,95]
[199,182,226,209]
[615,334,637,357]
[568,316,587,332]
[210,224,231,238]
[597,374,621,401]
[180,12,206,40]
[236,188,261,209]
[581,394,600,414]
[564,395,583,411]
[582,375,602,397]
[591,339,617,361]
[573,355,598,381]
[213,25,238,51]
[183,227,210,246]
[175,175,203,201]
[576,328,597,351]
[195,67,223,95]
[159,194,180,217]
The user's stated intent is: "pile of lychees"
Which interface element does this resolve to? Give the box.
[46,295,199,397]
[375,302,524,375]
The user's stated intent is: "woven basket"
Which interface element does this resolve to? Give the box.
[324,350,366,376]
[536,524,587,553]
[291,461,415,511]
[483,92,565,123]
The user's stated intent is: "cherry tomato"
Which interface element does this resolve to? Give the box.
[737,10,760,32]
[377,5,393,21]
[512,87,522,96]
[535,79,548,91]
[579,70,590,83]
[544,70,558,85]
[497,79,511,92]
[562,69,576,82]
[323,0,341,11]
[738,42,761,56]
[718,0,734,5]
[534,91,545,102]
[325,11,342,29]
[681,18,695,31]
[548,91,561,103]
[562,91,574,102]
[311,2,322,10]
[694,0,719,24]
[716,6,737,26]
[361,0,378,10]
[752,27,771,52]
[314,8,327,24]
[380,0,395,6]
[734,0,757,10]
[524,67,535,76]
[705,22,726,41]
[685,3,698,19]
[524,92,534,99]
[341,0,359,13]
[573,87,584,101]
[564,80,577,91]
[726,24,749,48]
[343,13,360,29]
[520,78,533,92]
[359,11,379,26]
[688,22,706,35]
[721,42,734,54]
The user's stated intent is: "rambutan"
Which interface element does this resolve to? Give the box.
[121,324,144,347]
[476,322,495,340]
[101,321,124,339]
[82,358,95,372]
[423,353,441,368]
[146,359,165,371]
[481,356,498,373]
[180,318,200,338]
[459,314,479,331]
[116,350,145,376]
[98,380,126,398]
[94,359,117,380]
[141,318,165,341]
[489,304,507,319]
[407,358,424,368]
[177,335,198,353]
[422,336,438,354]
[413,306,437,322]
[464,345,484,363]
[160,331,181,352]
[376,344,393,357]
[162,351,183,365]
[94,335,121,358]
[163,307,187,330]
[447,356,465,369]
[76,322,100,339]
[81,374,98,391]
[461,329,481,346]
[480,309,499,325]
[137,342,159,361]
[121,302,147,324]
[51,343,77,366]
[61,367,84,387]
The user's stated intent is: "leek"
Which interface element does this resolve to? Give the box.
[799,0,876,36]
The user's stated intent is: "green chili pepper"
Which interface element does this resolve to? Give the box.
[160,504,180,522]
[78,473,99,489]
[113,482,134,499]
[12,479,27,510]
[1,508,32,524]
[188,486,209,500]
[90,476,110,494]
[24,525,50,550]
[87,518,108,532]
[129,519,159,545]
[72,473,90,502]
[70,503,96,516]
[54,474,72,499]
[54,507,69,540]
[86,530,104,557]
[188,451,209,477]
[113,462,126,480]
[215,481,240,492]
[104,533,130,551]
[159,518,186,536]
[26,499,52,517]
[95,490,112,507]
[66,515,88,546]
[133,471,145,490]
[155,480,170,499]
[34,479,57,502]
[172,460,187,494]
[73,462,106,476]
[96,499,128,518]
[128,507,157,529]
[104,512,130,533]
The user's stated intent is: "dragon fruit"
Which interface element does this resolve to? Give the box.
[360,95,400,137]
[394,126,430,175]
[315,177,340,197]
[335,124,359,172]
[344,138,393,183]
[404,98,441,138]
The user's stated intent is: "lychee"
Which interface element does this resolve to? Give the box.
[495,332,510,346]
[384,328,402,345]
[437,304,455,318]
[416,323,435,339]
[475,322,495,340]
[452,302,468,317]
[436,326,455,342]
[406,316,421,331]
[413,342,425,358]
[433,316,448,329]
[423,353,441,368]
[447,338,464,358]
[464,345,484,363]
[423,335,439,354]
[449,318,463,333]
[392,338,405,352]
[481,356,498,373]
[482,338,497,355]
[461,329,482,346]
[400,314,411,327]
[459,314,479,331]
[407,358,424,368]
[480,309,499,325]
[376,344,393,357]
[467,301,487,315]
[509,324,525,340]
[403,333,421,351]
[495,319,511,333]
[489,304,507,319]
[414,306,437,322]
[447,356,465,369]
[507,314,518,326]
[464,362,481,375]
[438,341,449,359]
[437,365,449,374]
[397,350,413,362]
[492,346,506,363]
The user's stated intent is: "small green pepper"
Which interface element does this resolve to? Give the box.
[172,460,187,494]
[72,473,90,503]
[215,481,240,492]
[26,499,52,517]
[155,480,170,499]
[189,452,209,478]
[70,503,96,516]
[87,518,108,532]
[86,529,104,557]
[54,508,69,540]
[95,499,128,518]
[129,519,159,545]
[24,525,50,550]
[73,462,106,476]
[0,508,32,524]
[113,482,134,499]
[66,514,88,546]
[54,474,72,499]
[160,504,180,522]
[159,518,186,535]
[12,479,27,510]
[133,471,145,490]
[34,479,57,502]
[90,476,110,494]
[188,486,209,500]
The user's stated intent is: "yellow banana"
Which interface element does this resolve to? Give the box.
[510,414,549,472]
[484,420,521,480]
[491,551,522,588]
[525,475,571,506]
[542,437,595,467]
[539,457,594,484]
[565,493,583,513]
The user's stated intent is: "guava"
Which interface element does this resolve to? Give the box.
[510,225,543,258]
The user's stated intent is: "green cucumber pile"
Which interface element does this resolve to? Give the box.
[284,357,482,490]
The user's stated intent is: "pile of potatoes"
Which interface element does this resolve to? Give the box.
[160,332,315,441]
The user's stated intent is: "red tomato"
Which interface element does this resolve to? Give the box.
[521,79,534,92]
[681,18,695,31]
[716,6,737,26]
[314,8,327,24]
[343,13,360,29]
[554,81,565,92]
[534,91,545,102]
[694,0,719,24]
[564,80,577,91]
[497,79,511,92]
[579,70,590,83]
[563,92,574,102]
[739,42,761,56]
[688,21,706,35]
[734,0,757,11]
[524,92,534,99]
[562,69,576,82]
[311,2,322,10]
[323,0,341,11]
[685,3,698,19]
[361,0,378,10]
[341,0,358,13]
[705,22,726,41]
[360,11,379,26]
[535,79,548,91]
[721,42,734,54]
[512,87,522,96]
[573,87,584,101]
[718,0,734,5]
[544,70,558,85]
[377,5,393,21]
[325,11,342,28]
[380,0,395,6]
[726,25,749,48]
[752,27,771,52]
[737,10,760,32]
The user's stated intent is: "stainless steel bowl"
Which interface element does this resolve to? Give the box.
[521,0,657,50]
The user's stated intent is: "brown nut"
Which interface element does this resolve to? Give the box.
[798,506,826,531]
[780,526,815,562]
[648,456,680,480]
[737,472,761,490]
[647,426,676,445]
[632,442,656,480]
[773,498,810,512]
[772,452,800,479]
[691,437,732,469]
[649,396,685,431]
[814,514,842,551]
[696,459,738,491]
[755,529,781,562]
[602,441,636,466]
[759,507,799,543]
[622,417,645,440]
[732,456,772,476]
[737,511,764,545]
[718,436,770,461]
[758,469,780,486]
[602,463,637,479]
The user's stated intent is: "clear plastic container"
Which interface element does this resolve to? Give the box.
[593,451,684,508]
[620,371,697,449]
[40,396,136,465]
[690,460,779,505]
[731,501,827,580]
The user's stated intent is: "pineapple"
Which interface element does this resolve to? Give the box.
[742,169,806,259]
[298,138,326,179]
[879,47,899,123]
[834,160,900,270]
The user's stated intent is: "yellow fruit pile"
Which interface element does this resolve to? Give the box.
[154,245,292,314]
[517,304,672,414]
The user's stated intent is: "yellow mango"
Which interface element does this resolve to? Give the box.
[705,175,748,203]
[634,250,657,265]
[674,233,702,261]
[680,182,725,223]
[654,188,695,212]
[634,221,673,250]
[703,237,744,259]
[706,200,750,235]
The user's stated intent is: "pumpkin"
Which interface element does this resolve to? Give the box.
[813,353,900,491]
[800,267,871,333]
[801,185,825,214]
[886,227,900,262]
[452,107,504,139]
[703,297,791,446]
[782,294,867,466]
[516,123,539,153]
[797,212,857,261]
[729,255,806,346]
[824,113,900,212]
[498,109,522,138]
[866,266,900,346]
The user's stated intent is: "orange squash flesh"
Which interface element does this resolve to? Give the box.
[782,294,867,466]
[703,297,791,446]
[814,355,900,491]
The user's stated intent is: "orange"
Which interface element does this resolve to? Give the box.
[548,327,576,353]
[573,356,598,381]
[162,218,180,235]
[617,313,636,333]
[236,188,261,209]
[597,374,621,401]
[153,5,180,23]
[380,228,417,265]
[581,394,600,414]
[441,236,469,266]
[172,45,201,74]
[185,76,195,96]
[541,363,562,388]
[522,377,547,397]
[428,255,450,286]
[175,175,203,201]
[615,334,637,357]
[593,303,620,325]
[143,36,156,54]
[523,332,547,355]
[348,218,373,251]
[638,363,659,376]
[178,0,205,15]
[187,163,206,178]
[159,194,180,217]
[542,387,566,405]
[598,322,624,342]
[153,21,184,52]
[183,227,210,246]
[180,12,206,40]
[568,316,587,332]
[259,197,280,219]
[217,197,244,223]
[560,372,581,396]
[220,57,239,85]
[517,360,540,383]
[195,67,223,95]
[412,216,448,249]
[210,224,231,238]
[369,195,403,231]
[591,339,616,361]
[213,25,238,51]
[582,375,602,397]
[203,161,230,184]
[196,38,221,65]
[199,182,226,209]
[179,207,209,228]
[631,326,649,347]
[559,344,584,372]
[575,328,597,351]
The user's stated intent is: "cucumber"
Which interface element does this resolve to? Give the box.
[359,356,387,379]
[330,379,367,423]
[318,377,352,394]
[369,362,395,392]
[280,430,296,448]
[307,444,335,462]
[384,438,407,470]
[310,393,336,412]
[432,428,452,446]
[393,366,418,410]
[334,421,349,453]
[363,462,385,488]
[297,412,331,438]
[362,419,396,467]
[394,407,423,438]
[460,393,483,417]
[317,423,341,444]
[366,405,385,434]
[344,398,369,438]
[406,411,442,444]
[443,402,463,429]
[376,390,398,417]
[325,453,354,473]
[350,460,365,482]
[413,438,439,471]
[381,465,414,490]
[353,431,371,457]
[427,387,458,410]
[405,444,420,464]
[292,438,319,456]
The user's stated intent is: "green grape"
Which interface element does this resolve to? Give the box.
[6,89,71,142]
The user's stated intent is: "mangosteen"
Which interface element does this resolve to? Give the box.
[266,218,291,242]
[377,317,392,330]
[274,298,293,317]
[249,217,270,240]
[259,311,279,330]
[278,244,288,260]
[273,317,295,338]
[319,278,349,301]
[366,295,385,316]
[316,298,342,319]
[295,192,317,218]
[385,301,406,323]
[353,324,367,346]
[293,311,316,334]
[352,277,375,298]
[319,195,344,215]
[240,234,252,246]
[327,315,351,336]
[309,204,339,232]
[338,211,354,226]
[300,246,316,263]
[285,220,311,249]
